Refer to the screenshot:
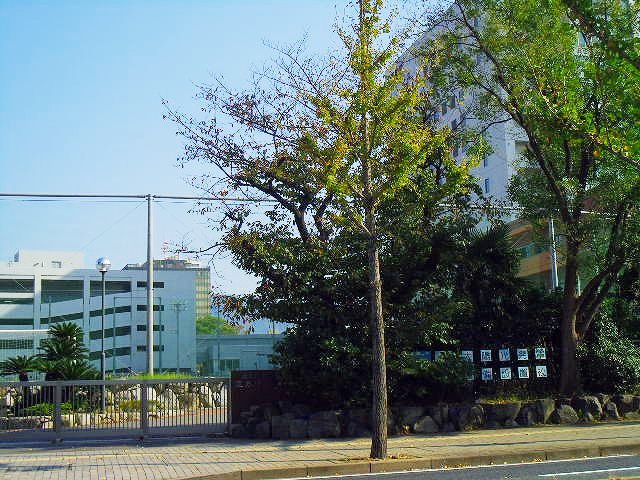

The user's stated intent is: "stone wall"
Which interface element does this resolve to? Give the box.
[230,394,640,440]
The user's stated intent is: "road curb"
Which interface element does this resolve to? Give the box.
[182,441,640,480]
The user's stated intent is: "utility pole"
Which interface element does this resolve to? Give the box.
[147,194,154,375]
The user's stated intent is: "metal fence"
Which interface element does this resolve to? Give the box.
[0,377,230,441]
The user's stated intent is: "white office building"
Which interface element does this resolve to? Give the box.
[0,250,202,376]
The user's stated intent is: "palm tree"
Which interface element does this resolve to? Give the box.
[0,355,38,381]
[38,322,91,380]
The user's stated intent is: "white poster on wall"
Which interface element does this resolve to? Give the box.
[536,365,548,378]
[535,347,547,360]
[500,367,512,380]
[499,348,511,362]
[517,348,529,361]
[518,366,530,379]
[481,368,493,381]
[480,350,492,362]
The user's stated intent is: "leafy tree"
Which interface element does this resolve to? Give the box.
[196,315,243,335]
[0,355,38,382]
[168,0,480,458]
[424,0,640,394]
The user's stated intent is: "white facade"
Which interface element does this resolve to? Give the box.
[0,251,198,375]
[399,22,528,204]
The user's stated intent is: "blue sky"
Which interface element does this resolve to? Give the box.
[0,1,350,296]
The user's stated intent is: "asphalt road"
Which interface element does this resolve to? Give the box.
[279,455,640,480]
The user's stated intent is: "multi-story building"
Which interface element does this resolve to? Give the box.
[399,23,556,288]
[0,250,203,376]
[123,258,211,321]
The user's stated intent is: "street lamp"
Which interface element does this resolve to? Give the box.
[96,257,111,412]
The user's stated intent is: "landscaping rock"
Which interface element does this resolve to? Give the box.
[572,396,603,419]
[442,422,456,433]
[450,404,484,431]
[504,419,519,428]
[308,411,341,438]
[482,402,521,424]
[428,404,449,428]
[255,420,271,439]
[596,394,610,408]
[289,419,308,439]
[604,401,622,420]
[230,423,247,438]
[535,398,555,424]
[623,411,640,420]
[612,395,635,415]
[271,414,293,440]
[398,406,425,428]
[551,405,579,424]
[579,412,595,423]
[346,421,370,437]
[413,415,439,434]
[516,405,539,426]
[291,404,311,418]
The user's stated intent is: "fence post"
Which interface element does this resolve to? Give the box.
[140,381,149,437]
[54,382,62,442]
[226,377,232,435]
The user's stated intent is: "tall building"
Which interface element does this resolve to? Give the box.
[124,258,211,321]
[398,19,555,288]
[0,251,201,377]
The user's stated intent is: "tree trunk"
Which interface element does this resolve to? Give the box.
[365,207,388,459]
[559,244,580,395]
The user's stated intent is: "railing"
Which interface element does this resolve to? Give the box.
[0,377,230,441]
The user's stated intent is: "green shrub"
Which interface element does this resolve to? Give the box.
[579,317,640,393]
[22,402,73,416]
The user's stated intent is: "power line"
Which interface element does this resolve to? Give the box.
[0,193,278,203]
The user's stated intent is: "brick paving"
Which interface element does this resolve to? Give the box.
[1,422,639,480]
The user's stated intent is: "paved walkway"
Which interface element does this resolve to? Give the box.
[1,422,640,480]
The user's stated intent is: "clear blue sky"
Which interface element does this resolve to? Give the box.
[0,1,351,295]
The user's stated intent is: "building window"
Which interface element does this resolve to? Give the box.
[136,324,164,332]
[136,304,164,312]
[51,261,62,268]
[484,178,491,193]
[219,359,240,371]
[0,279,34,293]
[136,345,164,352]
[136,281,164,288]
[441,102,447,115]
[451,119,457,131]
[449,95,456,108]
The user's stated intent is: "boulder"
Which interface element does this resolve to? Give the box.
[450,404,484,431]
[398,406,425,428]
[482,402,521,424]
[604,401,622,420]
[308,411,341,438]
[579,412,595,423]
[612,394,635,416]
[572,396,603,419]
[289,419,309,439]
[428,404,449,428]
[516,405,539,426]
[596,394,610,408]
[413,415,439,434]
[255,420,271,439]
[535,398,555,424]
[271,413,294,440]
[551,405,579,424]
[291,404,311,418]
[230,423,247,438]
[346,408,370,429]
[442,422,456,433]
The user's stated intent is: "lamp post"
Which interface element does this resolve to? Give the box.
[96,257,111,412]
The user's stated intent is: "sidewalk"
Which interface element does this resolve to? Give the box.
[2,422,640,480]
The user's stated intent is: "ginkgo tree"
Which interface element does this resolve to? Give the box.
[167,0,479,458]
